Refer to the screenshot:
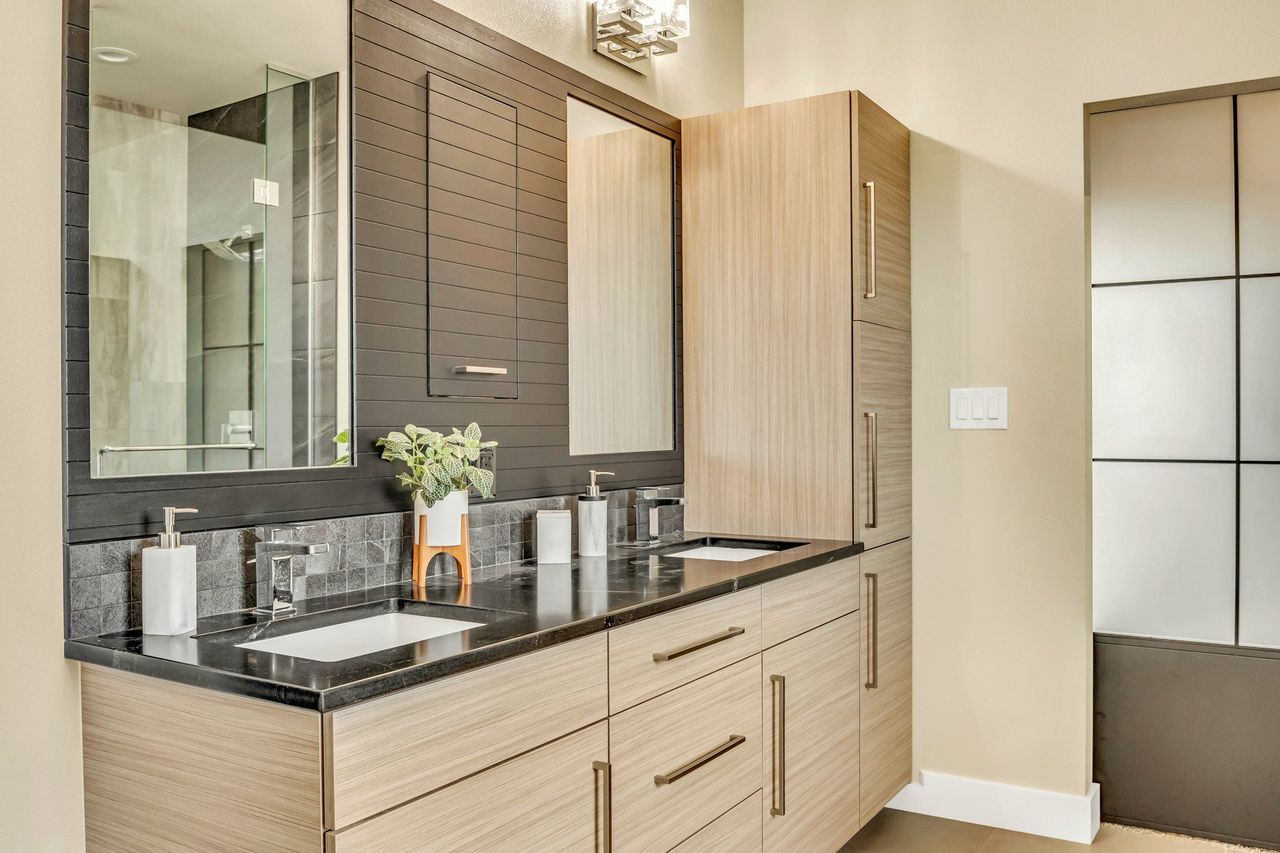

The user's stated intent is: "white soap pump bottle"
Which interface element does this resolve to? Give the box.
[577,470,614,557]
[142,506,199,635]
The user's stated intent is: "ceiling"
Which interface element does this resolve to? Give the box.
[89,0,346,116]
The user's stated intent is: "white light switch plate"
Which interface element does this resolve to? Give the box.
[950,387,1008,429]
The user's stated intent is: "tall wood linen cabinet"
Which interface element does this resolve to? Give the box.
[683,91,912,845]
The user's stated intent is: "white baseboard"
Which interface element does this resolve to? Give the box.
[887,770,1101,844]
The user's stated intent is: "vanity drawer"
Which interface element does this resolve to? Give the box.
[609,656,763,853]
[672,791,763,852]
[609,588,761,712]
[326,721,609,853]
[323,633,608,829]
[761,557,861,648]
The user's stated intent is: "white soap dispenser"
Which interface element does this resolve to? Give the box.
[577,470,614,557]
[142,506,199,635]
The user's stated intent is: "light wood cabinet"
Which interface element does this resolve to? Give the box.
[326,721,609,853]
[858,538,913,823]
[673,791,763,852]
[608,587,761,712]
[855,93,911,332]
[610,656,764,853]
[761,557,860,649]
[762,613,862,851]
[323,631,608,828]
[685,91,910,544]
[855,322,911,548]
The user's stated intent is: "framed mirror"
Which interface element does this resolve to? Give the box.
[566,97,676,456]
[85,0,350,478]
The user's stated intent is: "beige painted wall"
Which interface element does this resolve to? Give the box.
[0,0,86,850]
[742,0,1280,797]
[435,0,743,118]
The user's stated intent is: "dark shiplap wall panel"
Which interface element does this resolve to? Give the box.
[63,0,683,542]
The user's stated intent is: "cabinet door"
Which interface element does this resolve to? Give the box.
[854,92,910,332]
[327,721,609,853]
[854,321,911,549]
[859,539,912,824]
[762,613,861,852]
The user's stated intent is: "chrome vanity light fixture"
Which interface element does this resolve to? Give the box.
[591,0,690,73]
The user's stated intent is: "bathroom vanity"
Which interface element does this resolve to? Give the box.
[67,536,912,852]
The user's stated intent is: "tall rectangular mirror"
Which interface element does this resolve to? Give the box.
[87,0,350,477]
[567,97,676,456]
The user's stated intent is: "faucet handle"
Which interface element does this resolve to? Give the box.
[267,522,316,543]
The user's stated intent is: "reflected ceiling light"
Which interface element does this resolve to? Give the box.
[92,46,139,64]
[591,0,690,73]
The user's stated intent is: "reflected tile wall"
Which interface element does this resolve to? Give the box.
[65,485,683,637]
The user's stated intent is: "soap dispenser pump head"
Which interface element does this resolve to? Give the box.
[587,470,615,498]
[159,506,198,549]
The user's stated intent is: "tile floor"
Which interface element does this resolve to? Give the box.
[841,809,1269,852]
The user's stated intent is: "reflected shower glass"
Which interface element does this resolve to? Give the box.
[87,0,350,477]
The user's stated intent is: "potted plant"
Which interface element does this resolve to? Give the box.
[376,423,497,549]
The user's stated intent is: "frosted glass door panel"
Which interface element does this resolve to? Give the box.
[1240,465,1280,649]
[1092,281,1235,460]
[1241,278,1280,459]
[1093,462,1235,643]
[1089,98,1235,284]
[1239,90,1280,275]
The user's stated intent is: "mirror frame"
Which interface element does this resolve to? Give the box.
[62,0,684,543]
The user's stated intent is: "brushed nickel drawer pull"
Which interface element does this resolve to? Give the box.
[863,180,877,299]
[593,760,612,853]
[865,411,879,529]
[453,364,509,375]
[865,572,880,689]
[653,734,747,786]
[652,626,746,662]
[770,674,787,816]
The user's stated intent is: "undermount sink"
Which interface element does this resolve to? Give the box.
[236,612,485,662]
[653,536,804,561]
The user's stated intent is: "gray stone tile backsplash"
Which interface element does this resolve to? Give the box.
[65,486,683,637]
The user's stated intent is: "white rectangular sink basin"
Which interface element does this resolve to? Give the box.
[666,546,777,562]
[236,613,485,662]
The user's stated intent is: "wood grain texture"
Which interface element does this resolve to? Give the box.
[761,556,860,649]
[854,322,911,549]
[684,93,854,541]
[761,613,861,852]
[610,656,764,853]
[854,93,911,332]
[672,790,763,852]
[323,632,608,828]
[81,665,323,853]
[326,721,608,853]
[567,125,674,455]
[859,538,912,825]
[608,587,762,713]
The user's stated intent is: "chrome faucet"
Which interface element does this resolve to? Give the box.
[636,488,686,547]
[252,524,330,618]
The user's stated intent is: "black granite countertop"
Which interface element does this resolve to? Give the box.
[64,533,861,711]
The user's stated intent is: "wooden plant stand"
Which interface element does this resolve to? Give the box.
[412,513,471,587]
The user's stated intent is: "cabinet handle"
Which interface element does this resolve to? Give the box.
[865,573,879,689]
[865,411,879,529]
[863,180,877,299]
[770,674,787,816]
[653,734,747,785]
[652,626,745,662]
[593,760,612,853]
[453,364,509,375]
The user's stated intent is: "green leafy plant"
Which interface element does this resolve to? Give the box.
[332,428,351,467]
[375,422,497,507]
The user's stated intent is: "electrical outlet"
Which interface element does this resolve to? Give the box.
[950,387,1008,430]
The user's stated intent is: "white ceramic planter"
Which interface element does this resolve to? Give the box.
[416,489,469,547]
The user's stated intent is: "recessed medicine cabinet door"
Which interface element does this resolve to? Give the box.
[86,0,351,477]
